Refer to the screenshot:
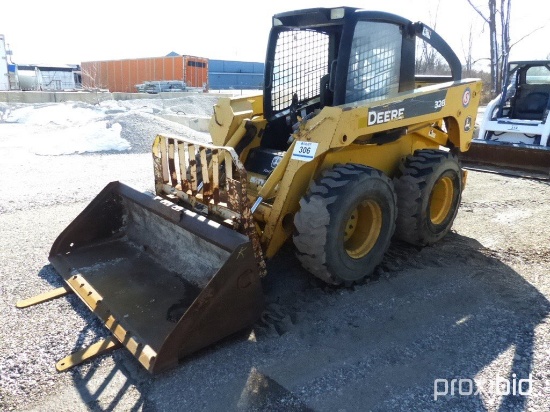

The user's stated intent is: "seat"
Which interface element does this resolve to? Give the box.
[510,84,550,120]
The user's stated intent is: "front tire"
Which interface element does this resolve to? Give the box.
[394,149,462,246]
[293,164,397,285]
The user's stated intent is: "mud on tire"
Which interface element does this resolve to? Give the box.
[293,164,397,286]
[394,149,462,246]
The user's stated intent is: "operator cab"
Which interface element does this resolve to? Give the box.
[500,61,550,121]
[478,60,550,146]
[258,7,462,151]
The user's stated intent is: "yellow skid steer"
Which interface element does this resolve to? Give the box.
[18,7,482,373]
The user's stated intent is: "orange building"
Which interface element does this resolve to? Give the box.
[81,55,208,92]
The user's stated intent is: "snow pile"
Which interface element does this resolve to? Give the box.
[33,121,128,155]
[4,102,105,126]
[2,102,130,155]
[0,95,221,156]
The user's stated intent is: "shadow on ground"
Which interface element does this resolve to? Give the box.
[32,232,549,411]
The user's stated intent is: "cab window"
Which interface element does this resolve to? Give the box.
[345,21,402,104]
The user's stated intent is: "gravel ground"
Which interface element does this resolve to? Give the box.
[0,95,548,412]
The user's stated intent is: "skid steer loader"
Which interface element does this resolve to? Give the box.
[17,7,482,374]
[459,60,550,179]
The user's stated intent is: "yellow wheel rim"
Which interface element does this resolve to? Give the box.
[344,200,382,259]
[430,176,454,225]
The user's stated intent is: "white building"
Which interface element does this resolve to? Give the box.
[12,64,80,91]
[0,34,80,91]
[34,64,77,90]
[16,65,44,91]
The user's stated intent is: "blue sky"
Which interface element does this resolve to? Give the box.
[1,0,548,68]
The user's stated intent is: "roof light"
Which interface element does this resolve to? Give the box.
[331,8,345,19]
[273,17,283,26]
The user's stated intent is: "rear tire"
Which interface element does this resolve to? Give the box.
[293,164,397,285]
[394,149,462,246]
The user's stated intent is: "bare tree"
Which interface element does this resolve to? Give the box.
[416,0,450,75]
[467,0,545,96]
[462,23,487,78]
[467,0,500,93]
[499,0,511,94]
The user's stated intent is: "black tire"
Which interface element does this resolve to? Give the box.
[293,164,397,285]
[394,149,462,246]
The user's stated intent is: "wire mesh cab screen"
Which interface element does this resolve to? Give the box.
[345,21,402,104]
[271,29,329,112]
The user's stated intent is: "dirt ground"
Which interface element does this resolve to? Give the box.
[0,97,549,412]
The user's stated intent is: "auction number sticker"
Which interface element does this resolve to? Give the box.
[291,141,318,161]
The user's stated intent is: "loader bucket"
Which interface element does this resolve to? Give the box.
[48,181,264,374]
[460,140,550,179]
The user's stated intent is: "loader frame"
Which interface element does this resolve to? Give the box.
[203,8,482,259]
[17,7,482,374]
